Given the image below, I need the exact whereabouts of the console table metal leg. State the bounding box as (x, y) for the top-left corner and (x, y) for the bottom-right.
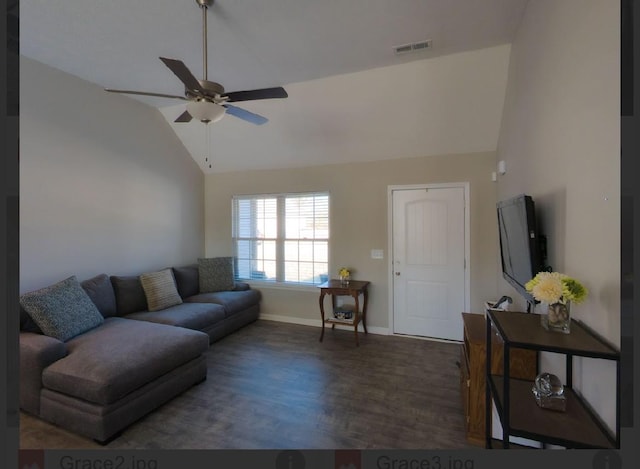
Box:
(485, 315), (492, 448)
(503, 344), (510, 449)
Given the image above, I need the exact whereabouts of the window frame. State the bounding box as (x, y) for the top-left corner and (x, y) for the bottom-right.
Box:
(232, 191), (330, 289)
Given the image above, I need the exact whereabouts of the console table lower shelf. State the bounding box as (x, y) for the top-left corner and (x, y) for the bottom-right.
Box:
(489, 375), (616, 448)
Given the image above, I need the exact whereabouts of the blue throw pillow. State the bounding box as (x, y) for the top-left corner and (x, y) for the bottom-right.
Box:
(20, 276), (104, 342)
(198, 257), (235, 293)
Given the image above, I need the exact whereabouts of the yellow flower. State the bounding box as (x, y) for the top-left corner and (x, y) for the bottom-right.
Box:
(338, 267), (350, 277)
(531, 275), (563, 303)
(525, 271), (588, 304)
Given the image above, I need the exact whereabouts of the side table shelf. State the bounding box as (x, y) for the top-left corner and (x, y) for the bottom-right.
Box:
(323, 312), (362, 326)
(489, 376), (615, 448)
(485, 310), (620, 449)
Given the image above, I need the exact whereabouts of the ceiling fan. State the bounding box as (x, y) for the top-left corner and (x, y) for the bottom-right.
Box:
(105, 0), (287, 125)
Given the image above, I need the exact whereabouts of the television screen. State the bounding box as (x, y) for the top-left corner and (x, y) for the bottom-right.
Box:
(497, 194), (543, 304)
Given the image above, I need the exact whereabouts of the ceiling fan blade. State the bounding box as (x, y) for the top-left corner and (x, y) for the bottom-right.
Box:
(223, 86), (288, 102)
(223, 104), (268, 125)
(174, 110), (193, 123)
(104, 89), (188, 100)
(159, 57), (204, 93)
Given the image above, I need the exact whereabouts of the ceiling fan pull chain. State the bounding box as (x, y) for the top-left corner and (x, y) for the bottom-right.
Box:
(206, 123), (212, 169)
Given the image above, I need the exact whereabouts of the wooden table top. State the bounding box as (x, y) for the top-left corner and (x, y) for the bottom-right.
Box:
(317, 279), (370, 291)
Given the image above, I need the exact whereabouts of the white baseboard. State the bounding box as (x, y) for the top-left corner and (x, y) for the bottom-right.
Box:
(259, 313), (390, 336)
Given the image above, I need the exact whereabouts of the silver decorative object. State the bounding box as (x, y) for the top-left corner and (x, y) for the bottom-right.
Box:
(532, 372), (566, 412)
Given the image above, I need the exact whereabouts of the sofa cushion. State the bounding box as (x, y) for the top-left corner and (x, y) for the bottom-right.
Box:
(42, 317), (209, 405)
(185, 289), (261, 318)
(81, 274), (118, 318)
(20, 276), (104, 342)
(124, 302), (225, 330)
(233, 282), (251, 291)
(198, 257), (235, 293)
(110, 275), (147, 315)
(140, 269), (183, 312)
(172, 264), (199, 299)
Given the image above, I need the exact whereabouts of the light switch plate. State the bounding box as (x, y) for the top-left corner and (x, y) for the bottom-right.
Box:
(371, 249), (384, 259)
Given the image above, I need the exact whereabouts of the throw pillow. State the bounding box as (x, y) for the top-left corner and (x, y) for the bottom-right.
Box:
(20, 276), (104, 342)
(110, 275), (148, 314)
(172, 264), (199, 298)
(198, 257), (235, 293)
(20, 305), (43, 334)
(140, 269), (183, 312)
(81, 273), (118, 317)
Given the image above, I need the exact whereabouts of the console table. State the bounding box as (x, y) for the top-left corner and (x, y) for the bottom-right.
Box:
(318, 279), (370, 346)
(485, 310), (620, 449)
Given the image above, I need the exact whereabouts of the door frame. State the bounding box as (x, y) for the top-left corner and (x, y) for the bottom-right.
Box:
(387, 183), (471, 338)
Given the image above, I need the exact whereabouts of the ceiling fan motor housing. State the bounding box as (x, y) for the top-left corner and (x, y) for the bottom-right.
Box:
(186, 80), (225, 101)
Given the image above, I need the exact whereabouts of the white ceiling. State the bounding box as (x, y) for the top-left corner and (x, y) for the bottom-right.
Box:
(21, 0), (528, 172)
(21, 0), (527, 106)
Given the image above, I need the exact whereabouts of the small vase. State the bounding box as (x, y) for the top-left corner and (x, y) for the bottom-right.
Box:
(541, 301), (571, 334)
(339, 274), (350, 286)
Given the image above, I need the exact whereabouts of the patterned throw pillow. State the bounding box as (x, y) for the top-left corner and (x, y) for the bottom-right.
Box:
(139, 269), (183, 312)
(198, 257), (235, 293)
(20, 276), (104, 342)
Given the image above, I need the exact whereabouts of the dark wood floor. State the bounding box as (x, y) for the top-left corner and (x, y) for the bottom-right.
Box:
(20, 320), (475, 449)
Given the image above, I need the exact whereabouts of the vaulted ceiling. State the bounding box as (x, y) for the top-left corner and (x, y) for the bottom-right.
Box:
(21, 0), (529, 172)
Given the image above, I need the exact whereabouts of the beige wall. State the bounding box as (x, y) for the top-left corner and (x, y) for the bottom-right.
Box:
(20, 57), (205, 292)
(496, 0), (620, 433)
(205, 152), (498, 330)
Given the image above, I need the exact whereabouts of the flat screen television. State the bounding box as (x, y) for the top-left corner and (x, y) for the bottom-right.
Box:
(497, 194), (545, 306)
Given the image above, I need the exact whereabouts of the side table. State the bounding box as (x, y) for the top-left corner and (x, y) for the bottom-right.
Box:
(318, 279), (370, 346)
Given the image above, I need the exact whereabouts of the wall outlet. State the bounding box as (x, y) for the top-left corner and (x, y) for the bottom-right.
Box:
(371, 249), (384, 259)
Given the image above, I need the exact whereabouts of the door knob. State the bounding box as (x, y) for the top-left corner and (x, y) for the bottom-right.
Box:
(395, 272), (401, 276)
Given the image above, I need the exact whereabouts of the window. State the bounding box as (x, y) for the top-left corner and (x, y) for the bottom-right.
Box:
(232, 192), (329, 285)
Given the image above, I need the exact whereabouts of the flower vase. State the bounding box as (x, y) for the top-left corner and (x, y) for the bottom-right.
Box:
(541, 301), (571, 334)
(340, 274), (350, 286)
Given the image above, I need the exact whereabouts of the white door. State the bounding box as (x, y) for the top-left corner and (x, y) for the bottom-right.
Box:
(392, 186), (466, 341)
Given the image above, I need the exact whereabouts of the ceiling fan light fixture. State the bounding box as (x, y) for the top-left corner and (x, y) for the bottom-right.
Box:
(187, 100), (226, 123)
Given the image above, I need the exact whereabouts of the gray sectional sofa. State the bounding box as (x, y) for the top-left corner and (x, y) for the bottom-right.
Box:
(19, 263), (260, 443)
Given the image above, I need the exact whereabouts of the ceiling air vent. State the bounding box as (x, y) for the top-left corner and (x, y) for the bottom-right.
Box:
(394, 40), (432, 55)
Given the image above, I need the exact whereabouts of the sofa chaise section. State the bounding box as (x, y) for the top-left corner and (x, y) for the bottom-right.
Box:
(37, 317), (208, 442)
